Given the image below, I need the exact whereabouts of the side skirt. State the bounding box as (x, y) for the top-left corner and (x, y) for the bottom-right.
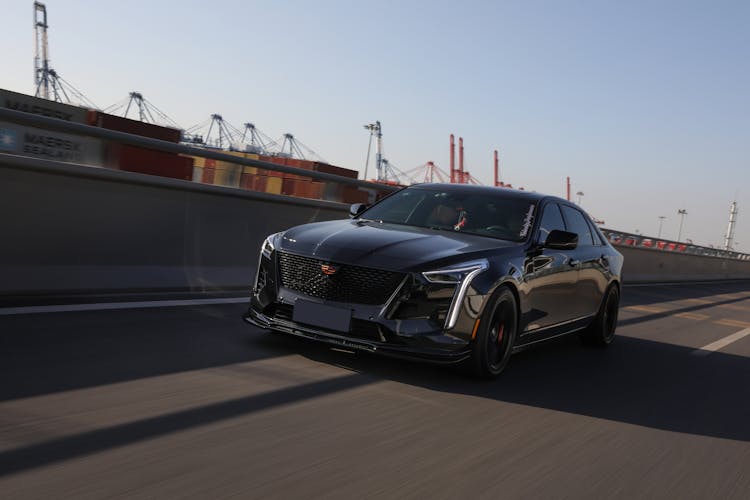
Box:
(513, 315), (594, 351)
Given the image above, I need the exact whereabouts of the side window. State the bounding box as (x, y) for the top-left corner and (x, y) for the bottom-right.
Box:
(560, 206), (594, 247)
(537, 203), (566, 245)
(586, 218), (606, 246)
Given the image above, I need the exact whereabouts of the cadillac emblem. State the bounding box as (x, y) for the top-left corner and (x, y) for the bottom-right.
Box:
(321, 264), (338, 275)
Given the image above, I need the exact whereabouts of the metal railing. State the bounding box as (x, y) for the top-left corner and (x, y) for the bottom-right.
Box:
(601, 228), (750, 261)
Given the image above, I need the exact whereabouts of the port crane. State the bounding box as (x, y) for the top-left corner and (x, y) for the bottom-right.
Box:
(364, 121), (385, 181)
(103, 92), (183, 129)
(276, 133), (328, 162)
(241, 123), (276, 154)
(33, 1), (96, 107)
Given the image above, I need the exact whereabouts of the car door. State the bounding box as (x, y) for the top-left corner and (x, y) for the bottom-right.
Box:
(559, 205), (601, 318)
(522, 202), (581, 333)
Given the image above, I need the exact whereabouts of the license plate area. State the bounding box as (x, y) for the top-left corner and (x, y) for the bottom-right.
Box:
(292, 299), (352, 333)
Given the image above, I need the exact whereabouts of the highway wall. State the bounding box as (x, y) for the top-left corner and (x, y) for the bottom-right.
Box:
(2, 153), (749, 304)
(0, 153), (348, 303)
(617, 245), (750, 283)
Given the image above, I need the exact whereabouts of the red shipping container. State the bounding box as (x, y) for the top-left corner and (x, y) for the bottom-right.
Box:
(309, 181), (324, 200)
(281, 178), (296, 196)
(342, 186), (369, 204)
(251, 174), (267, 192)
(313, 161), (359, 179)
(202, 166), (215, 184)
(240, 172), (255, 190)
(87, 110), (182, 143)
(294, 180), (312, 198)
(118, 145), (193, 180)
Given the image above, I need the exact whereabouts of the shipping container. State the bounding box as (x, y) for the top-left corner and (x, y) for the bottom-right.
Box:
(116, 144), (193, 180)
(87, 110), (182, 143)
(266, 176), (283, 195)
(202, 166), (215, 184)
(0, 120), (104, 166)
(192, 165), (204, 183)
(312, 161), (359, 179)
(240, 171), (255, 190)
(342, 186), (369, 204)
(309, 181), (325, 200)
(212, 160), (242, 187)
(0, 88), (89, 123)
(252, 174), (268, 193)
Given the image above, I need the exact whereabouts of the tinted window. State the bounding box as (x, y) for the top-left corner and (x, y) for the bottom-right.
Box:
(537, 203), (566, 245)
(360, 187), (537, 242)
(560, 206), (594, 246)
(586, 218), (606, 246)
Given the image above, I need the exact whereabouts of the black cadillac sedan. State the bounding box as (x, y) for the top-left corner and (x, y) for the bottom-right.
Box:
(244, 184), (623, 378)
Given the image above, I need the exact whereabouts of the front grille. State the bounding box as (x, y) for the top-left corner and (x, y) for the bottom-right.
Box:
(277, 252), (405, 305)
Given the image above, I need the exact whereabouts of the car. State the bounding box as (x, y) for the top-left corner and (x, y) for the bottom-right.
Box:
(244, 183), (623, 378)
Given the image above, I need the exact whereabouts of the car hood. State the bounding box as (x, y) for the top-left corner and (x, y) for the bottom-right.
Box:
(276, 219), (520, 271)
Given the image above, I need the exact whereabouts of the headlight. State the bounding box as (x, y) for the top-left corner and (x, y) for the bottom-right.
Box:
(255, 233), (279, 292)
(261, 233), (278, 259)
(422, 259), (488, 329)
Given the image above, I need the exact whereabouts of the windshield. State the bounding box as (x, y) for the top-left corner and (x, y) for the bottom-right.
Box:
(360, 187), (537, 242)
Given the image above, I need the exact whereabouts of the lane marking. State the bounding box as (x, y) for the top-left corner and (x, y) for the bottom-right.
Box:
(624, 305), (668, 314)
(716, 303), (750, 312)
(713, 318), (750, 329)
(0, 297), (250, 316)
(692, 328), (750, 356)
(684, 298), (713, 304)
(674, 312), (710, 321)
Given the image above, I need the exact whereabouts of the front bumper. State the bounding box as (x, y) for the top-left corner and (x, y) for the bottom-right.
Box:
(244, 304), (473, 364)
(246, 247), (488, 364)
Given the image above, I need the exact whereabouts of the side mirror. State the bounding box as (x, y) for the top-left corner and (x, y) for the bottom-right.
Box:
(349, 203), (368, 218)
(545, 230), (578, 250)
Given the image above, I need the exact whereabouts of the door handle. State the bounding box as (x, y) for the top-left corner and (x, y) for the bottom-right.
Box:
(569, 259), (580, 267)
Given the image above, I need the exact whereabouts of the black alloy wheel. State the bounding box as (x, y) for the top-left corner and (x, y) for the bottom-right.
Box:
(468, 287), (518, 379)
(581, 284), (620, 347)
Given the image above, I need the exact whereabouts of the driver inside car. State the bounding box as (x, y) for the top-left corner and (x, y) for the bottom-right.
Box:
(427, 199), (468, 230)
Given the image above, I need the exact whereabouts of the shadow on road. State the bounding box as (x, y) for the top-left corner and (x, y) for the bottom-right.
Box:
(1, 281), (748, 478)
(274, 329), (750, 442)
(0, 303), (288, 402)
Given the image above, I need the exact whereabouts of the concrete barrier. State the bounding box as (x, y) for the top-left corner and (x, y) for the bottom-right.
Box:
(617, 245), (750, 283)
(0, 153), (348, 304)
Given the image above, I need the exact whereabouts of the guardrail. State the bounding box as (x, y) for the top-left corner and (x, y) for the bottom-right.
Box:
(600, 228), (749, 261)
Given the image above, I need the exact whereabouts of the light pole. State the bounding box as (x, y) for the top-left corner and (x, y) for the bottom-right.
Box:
(657, 216), (666, 238)
(677, 209), (688, 241)
(576, 191), (584, 205)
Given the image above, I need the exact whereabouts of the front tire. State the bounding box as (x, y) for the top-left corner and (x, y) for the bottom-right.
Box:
(467, 287), (518, 379)
(580, 284), (620, 347)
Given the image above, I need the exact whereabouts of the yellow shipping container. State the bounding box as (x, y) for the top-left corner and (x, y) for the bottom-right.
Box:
(266, 176), (282, 195)
(191, 155), (206, 168)
(213, 161), (242, 187)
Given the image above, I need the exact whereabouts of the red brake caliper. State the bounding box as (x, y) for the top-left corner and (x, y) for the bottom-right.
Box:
(496, 323), (505, 345)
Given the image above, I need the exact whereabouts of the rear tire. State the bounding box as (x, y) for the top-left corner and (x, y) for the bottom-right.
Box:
(467, 287), (518, 379)
(580, 284), (619, 347)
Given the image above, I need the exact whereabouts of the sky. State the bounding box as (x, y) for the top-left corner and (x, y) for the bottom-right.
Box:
(2, 0), (748, 249)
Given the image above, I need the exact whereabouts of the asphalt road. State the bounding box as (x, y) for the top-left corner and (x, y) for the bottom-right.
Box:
(1, 281), (749, 499)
